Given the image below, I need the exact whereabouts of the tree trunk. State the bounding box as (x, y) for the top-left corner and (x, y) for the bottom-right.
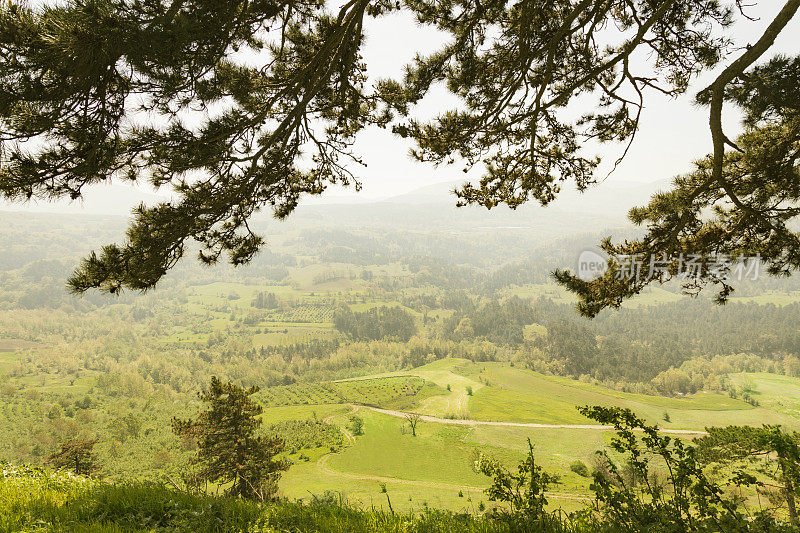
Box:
(779, 457), (799, 526)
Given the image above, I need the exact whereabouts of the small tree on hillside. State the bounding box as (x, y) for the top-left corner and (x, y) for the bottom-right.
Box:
(404, 413), (421, 437)
(348, 414), (364, 436)
(46, 438), (100, 477)
(172, 377), (288, 500)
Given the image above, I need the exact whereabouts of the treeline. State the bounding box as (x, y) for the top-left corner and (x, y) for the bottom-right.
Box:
(506, 297), (800, 390)
(594, 299), (800, 357)
(333, 305), (416, 342)
(439, 296), (535, 345)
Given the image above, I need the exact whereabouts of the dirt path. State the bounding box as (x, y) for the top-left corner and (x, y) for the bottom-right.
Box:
(313, 403), (702, 504)
(323, 408), (356, 445)
(351, 404), (707, 435)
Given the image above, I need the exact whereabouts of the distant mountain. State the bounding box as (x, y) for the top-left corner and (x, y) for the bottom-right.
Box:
(254, 177), (670, 247)
(380, 177), (670, 217)
(379, 180), (465, 205)
(0, 177), (668, 249)
(548, 178), (670, 216)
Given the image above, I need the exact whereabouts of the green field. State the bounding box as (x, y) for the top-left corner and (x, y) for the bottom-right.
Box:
(460, 362), (800, 430)
(728, 290), (800, 305)
(728, 372), (800, 418)
(502, 283), (800, 309)
(499, 284), (685, 308)
(0, 338), (42, 352)
(263, 360), (800, 511)
(278, 408), (591, 513)
(328, 359), (796, 430)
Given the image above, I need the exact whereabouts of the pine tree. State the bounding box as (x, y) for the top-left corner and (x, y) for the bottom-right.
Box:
(172, 377), (288, 500)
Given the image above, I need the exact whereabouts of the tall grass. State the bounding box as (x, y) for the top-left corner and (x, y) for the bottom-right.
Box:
(0, 464), (580, 532)
(7, 463), (785, 532)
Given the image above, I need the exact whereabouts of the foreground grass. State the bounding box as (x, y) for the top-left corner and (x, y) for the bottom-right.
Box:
(0, 465), (581, 533)
(4, 464), (798, 532)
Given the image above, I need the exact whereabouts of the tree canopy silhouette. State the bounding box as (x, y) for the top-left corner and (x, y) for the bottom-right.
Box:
(0, 0), (798, 315)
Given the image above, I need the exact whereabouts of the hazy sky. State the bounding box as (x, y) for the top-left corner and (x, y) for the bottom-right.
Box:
(341, 2), (800, 200)
(3, 2), (799, 213)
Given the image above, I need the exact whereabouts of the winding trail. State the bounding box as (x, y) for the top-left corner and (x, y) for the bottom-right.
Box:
(314, 403), (705, 504)
(323, 409), (356, 445)
(349, 404), (708, 435)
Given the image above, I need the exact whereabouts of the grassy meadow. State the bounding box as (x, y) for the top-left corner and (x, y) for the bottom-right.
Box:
(260, 358), (800, 512)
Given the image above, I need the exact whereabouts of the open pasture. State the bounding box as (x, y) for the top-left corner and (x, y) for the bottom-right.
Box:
(269, 359), (800, 513)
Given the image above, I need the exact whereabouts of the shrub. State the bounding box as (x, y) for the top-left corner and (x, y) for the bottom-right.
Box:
(475, 439), (558, 520)
(578, 405), (762, 531)
(348, 415), (364, 436)
(569, 460), (589, 477)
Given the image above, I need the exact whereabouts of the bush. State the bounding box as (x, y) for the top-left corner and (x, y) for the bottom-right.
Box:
(475, 439), (558, 520)
(569, 460), (589, 477)
(348, 415), (364, 436)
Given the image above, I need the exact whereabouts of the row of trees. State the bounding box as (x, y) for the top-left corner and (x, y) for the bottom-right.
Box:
(333, 305), (417, 342)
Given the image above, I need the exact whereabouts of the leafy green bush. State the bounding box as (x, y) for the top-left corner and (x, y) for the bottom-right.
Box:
(577, 405), (784, 532)
(474, 439), (558, 521)
(569, 460), (589, 478)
